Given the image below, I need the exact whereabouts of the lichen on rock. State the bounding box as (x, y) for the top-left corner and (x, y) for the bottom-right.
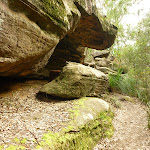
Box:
(36, 97), (114, 150)
(38, 0), (80, 31)
(40, 62), (110, 98)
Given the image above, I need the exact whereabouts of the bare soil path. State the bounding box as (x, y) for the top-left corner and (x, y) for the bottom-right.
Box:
(93, 97), (150, 150)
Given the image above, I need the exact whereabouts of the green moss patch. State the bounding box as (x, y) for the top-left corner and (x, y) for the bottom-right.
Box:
(36, 97), (113, 149)
(40, 0), (67, 28)
(1, 138), (28, 150)
(37, 110), (114, 150)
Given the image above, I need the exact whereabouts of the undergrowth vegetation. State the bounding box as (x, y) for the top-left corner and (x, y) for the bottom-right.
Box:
(109, 71), (150, 107)
(108, 67), (150, 129)
(109, 73), (135, 95)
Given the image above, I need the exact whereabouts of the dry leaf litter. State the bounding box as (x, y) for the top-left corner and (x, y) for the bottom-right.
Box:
(0, 80), (73, 149)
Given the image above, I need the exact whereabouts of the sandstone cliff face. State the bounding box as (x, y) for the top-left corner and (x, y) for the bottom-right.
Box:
(0, 0), (117, 77)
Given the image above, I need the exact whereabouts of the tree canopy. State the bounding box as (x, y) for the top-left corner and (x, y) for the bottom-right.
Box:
(97, 0), (150, 105)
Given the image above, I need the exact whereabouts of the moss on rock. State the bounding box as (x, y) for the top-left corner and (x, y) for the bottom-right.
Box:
(40, 62), (109, 99)
(37, 0), (81, 31)
(40, 0), (67, 28)
(37, 111), (114, 150)
(37, 97), (114, 150)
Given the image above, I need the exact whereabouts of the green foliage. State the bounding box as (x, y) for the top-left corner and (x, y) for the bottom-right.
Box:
(109, 72), (137, 96)
(120, 11), (150, 105)
(100, 0), (150, 108)
(0, 145), (3, 150)
(136, 87), (150, 105)
(97, 0), (143, 67)
(6, 145), (25, 150)
(3, 138), (28, 150)
(20, 138), (27, 144)
(6, 145), (18, 150)
(109, 70), (150, 107)
(109, 72), (122, 89)
(99, 0), (142, 25)
(14, 138), (20, 143)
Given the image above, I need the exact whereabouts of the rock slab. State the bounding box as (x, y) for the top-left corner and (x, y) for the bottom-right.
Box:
(70, 97), (110, 127)
(37, 97), (113, 150)
(40, 62), (109, 99)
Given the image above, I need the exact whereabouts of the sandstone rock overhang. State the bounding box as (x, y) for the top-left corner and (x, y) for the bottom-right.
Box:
(39, 0), (118, 73)
(68, 1), (118, 50)
(0, 0), (117, 77)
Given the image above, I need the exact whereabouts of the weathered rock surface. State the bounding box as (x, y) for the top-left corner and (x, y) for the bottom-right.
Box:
(95, 58), (111, 67)
(38, 0), (118, 75)
(40, 38), (86, 72)
(0, 0), (117, 77)
(70, 97), (110, 127)
(38, 97), (113, 150)
(95, 66), (116, 74)
(67, 0), (117, 50)
(0, 0), (80, 76)
(92, 50), (110, 58)
(40, 62), (109, 99)
(84, 49), (117, 74)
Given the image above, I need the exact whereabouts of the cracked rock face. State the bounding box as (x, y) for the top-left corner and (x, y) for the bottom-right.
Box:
(0, 0), (117, 77)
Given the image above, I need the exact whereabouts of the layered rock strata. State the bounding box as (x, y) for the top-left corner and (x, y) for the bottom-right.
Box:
(0, 0), (117, 77)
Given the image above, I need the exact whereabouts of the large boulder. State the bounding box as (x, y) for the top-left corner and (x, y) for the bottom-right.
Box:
(37, 97), (113, 150)
(0, 0), (80, 76)
(0, 0), (117, 77)
(40, 62), (109, 99)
